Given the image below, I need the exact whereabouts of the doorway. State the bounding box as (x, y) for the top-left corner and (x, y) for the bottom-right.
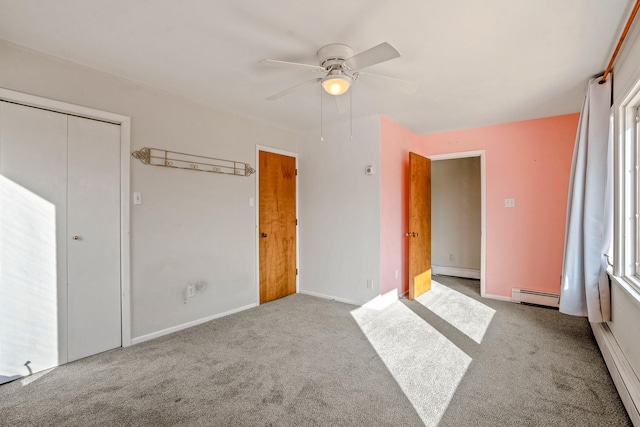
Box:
(428, 151), (486, 297)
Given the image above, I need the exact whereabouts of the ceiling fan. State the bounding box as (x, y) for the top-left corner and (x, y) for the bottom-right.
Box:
(259, 42), (418, 102)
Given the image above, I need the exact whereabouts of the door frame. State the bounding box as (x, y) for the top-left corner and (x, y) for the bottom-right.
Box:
(255, 145), (299, 305)
(427, 150), (487, 298)
(0, 87), (132, 347)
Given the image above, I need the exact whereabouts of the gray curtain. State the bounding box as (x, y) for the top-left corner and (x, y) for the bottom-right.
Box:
(560, 75), (612, 323)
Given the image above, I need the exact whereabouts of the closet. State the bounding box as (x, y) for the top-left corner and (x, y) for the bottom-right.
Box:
(0, 100), (121, 380)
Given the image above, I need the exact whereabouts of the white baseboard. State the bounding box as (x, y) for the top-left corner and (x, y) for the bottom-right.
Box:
(299, 289), (401, 310)
(361, 289), (399, 310)
(591, 322), (640, 425)
(131, 303), (257, 345)
(298, 290), (363, 306)
(483, 293), (511, 302)
(433, 265), (481, 280)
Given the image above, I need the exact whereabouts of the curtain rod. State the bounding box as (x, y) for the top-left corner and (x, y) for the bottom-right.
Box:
(600, 0), (640, 83)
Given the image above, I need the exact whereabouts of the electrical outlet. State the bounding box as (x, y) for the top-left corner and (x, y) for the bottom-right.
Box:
(187, 285), (195, 298)
(505, 198), (516, 208)
(395, 270), (399, 279)
(449, 254), (454, 261)
(366, 279), (373, 289)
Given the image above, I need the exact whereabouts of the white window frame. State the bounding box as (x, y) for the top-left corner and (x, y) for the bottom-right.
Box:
(614, 78), (640, 295)
(635, 104), (640, 279)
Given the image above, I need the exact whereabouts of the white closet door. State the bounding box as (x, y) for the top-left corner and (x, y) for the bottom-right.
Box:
(0, 101), (68, 378)
(67, 116), (121, 362)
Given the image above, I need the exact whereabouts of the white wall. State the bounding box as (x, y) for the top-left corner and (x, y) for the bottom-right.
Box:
(431, 157), (481, 272)
(0, 41), (298, 340)
(298, 116), (381, 304)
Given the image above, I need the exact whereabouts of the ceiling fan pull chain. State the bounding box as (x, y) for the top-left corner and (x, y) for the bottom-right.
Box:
(320, 84), (324, 141)
(350, 89), (353, 140)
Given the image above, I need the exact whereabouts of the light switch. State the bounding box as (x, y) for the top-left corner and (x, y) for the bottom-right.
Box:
(133, 192), (142, 205)
(249, 197), (255, 208)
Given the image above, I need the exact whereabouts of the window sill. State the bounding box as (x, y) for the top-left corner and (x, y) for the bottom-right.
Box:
(609, 272), (640, 312)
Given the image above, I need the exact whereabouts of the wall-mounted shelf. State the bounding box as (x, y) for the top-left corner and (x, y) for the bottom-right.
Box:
(131, 147), (255, 177)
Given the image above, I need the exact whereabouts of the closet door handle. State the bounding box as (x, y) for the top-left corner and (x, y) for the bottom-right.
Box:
(261, 233), (268, 238)
(72, 235), (80, 240)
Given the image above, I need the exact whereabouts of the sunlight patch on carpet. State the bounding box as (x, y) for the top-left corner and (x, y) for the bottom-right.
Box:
(417, 280), (495, 344)
(20, 367), (56, 386)
(351, 302), (472, 425)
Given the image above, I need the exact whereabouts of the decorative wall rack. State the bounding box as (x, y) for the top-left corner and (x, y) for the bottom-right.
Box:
(131, 147), (255, 177)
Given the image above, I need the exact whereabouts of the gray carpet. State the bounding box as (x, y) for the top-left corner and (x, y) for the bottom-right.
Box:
(0, 276), (631, 426)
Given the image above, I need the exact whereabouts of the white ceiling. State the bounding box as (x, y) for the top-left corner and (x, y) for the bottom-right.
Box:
(0, 0), (632, 134)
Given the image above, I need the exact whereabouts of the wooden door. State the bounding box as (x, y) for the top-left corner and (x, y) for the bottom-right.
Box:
(259, 151), (297, 303)
(408, 152), (432, 300)
(67, 116), (121, 361)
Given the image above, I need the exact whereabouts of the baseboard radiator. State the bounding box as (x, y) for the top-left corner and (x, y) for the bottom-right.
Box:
(592, 322), (640, 425)
(511, 288), (560, 308)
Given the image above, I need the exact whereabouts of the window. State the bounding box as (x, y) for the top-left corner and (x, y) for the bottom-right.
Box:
(615, 83), (640, 292)
(636, 105), (640, 280)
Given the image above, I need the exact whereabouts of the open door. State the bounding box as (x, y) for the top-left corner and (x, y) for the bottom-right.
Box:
(408, 152), (431, 300)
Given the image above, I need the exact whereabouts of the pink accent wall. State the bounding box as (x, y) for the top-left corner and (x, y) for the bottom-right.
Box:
(380, 113), (579, 299)
(380, 117), (419, 295)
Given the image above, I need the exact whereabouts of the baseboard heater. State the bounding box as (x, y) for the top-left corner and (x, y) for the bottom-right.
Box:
(592, 322), (640, 425)
(511, 288), (560, 308)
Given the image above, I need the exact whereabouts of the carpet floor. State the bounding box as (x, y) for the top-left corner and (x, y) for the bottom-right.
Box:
(0, 276), (631, 426)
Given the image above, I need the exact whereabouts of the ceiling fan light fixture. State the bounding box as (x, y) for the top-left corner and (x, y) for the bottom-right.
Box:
(322, 74), (351, 96)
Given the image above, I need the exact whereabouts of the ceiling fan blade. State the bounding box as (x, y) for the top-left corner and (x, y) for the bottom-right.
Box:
(258, 59), (325, 73)
(356, 72), (419, 95)
(343, 42), (400, 71)
(266, 78), (322, 101)
(335, 93), (350, 115)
